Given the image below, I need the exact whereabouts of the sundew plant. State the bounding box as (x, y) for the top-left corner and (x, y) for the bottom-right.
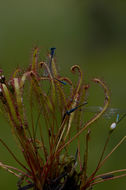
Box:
(0, 48), (126, 190)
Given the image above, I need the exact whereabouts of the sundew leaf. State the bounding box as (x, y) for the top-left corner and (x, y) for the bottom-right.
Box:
(13, 78), (24, 126)
(30, 71), (53, 112)
(1, 83), (20, 127)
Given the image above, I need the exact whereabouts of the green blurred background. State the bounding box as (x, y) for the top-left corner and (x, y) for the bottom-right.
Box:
(0, 0), (126, 189)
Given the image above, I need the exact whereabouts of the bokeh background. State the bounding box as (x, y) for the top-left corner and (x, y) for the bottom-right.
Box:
(0, 0), (126, 189)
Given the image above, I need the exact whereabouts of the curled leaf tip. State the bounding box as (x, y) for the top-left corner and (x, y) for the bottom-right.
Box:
(71, 65), (81, 75)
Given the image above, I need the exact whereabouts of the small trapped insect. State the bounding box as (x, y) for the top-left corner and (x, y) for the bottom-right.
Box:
(49, 47), (56, 73)
(18, 183), (35, 190)
(54, 77), (67, 85)
(100, 174), (114, 179)
(62, 102), (88, 121)
(17, 174), (34, 190)
(42, 47), (56, 77)
(50, 47), (56, 60)
(84, 106), (126, 119)
(110, 113), (126, 131)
